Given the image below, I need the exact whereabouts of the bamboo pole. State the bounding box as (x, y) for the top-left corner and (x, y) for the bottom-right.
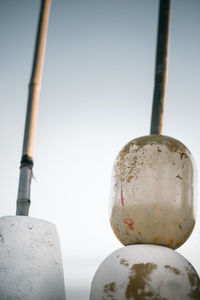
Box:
(16, 0), (51, 216)
(150, 0), (170, 135)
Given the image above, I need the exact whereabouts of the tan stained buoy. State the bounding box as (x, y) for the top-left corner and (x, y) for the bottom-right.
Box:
(110, 135), (197, 249)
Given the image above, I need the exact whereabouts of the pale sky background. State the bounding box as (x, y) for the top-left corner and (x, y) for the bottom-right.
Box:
(1, 0), (200, 299)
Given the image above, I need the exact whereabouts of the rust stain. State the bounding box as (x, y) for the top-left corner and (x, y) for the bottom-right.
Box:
(127, 175), (134, 182)
(168, 238), (174, 247)
(119, 151), (126, 177)
(165, 265), (181, 275)
(120, 151), (126, 160)
(123, 217), (134, 230)
(121, 183), (125, 207)
(153, 236), (158, 244)
(117, 146), (140, 184)
(125, 263), (167, 300)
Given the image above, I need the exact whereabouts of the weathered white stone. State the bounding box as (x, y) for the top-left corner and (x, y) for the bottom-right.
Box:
(0, 216), (66, 299)
(90, 244), (200, 300)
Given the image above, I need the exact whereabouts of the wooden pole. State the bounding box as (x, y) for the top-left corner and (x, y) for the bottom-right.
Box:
(16, 0), (51, 216)
(150, 0), (170, 135)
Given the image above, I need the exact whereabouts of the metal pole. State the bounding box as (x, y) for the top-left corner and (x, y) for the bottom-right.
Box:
(150, 0), (170, 135)
(16, 0), (51, 216)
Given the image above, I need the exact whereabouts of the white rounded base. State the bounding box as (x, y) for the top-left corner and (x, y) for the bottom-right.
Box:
(0, 216), (66, 300)
(90, 244), (200, 300)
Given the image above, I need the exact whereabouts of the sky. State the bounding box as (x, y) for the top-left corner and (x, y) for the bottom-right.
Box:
(1, 0), (200, 299)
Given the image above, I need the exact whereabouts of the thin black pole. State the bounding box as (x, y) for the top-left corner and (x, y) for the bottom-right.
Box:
(150, 0), (170, 134)
(16, 0), (51, 216)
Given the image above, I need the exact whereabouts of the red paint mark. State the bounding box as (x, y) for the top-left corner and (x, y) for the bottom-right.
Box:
(123, 217), (134, 230)
(121, 183), (125, 207)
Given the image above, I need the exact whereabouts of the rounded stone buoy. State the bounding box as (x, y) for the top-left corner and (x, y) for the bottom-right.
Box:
(110, 135), (197, 249)
(90, 244), (200, 300)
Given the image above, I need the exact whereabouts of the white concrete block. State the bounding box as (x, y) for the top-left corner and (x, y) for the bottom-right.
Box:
(0, 216), (66, 299)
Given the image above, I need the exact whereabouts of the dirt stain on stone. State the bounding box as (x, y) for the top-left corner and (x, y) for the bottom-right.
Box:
(165, 265), (181, 275)
(186, 267), (200, 299)
(103, 282), (117, 300)
(120, 258), (129, 267)
(125, 262), (165, 299)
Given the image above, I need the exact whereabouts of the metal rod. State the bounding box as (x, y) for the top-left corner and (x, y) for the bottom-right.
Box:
(150, 0), (170, 135)
(16, 0), (51, 216)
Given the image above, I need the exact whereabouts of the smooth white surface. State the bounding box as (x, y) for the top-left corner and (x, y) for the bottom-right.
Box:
(90, 244), (200, 300)
(0, 216), (66, 300)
